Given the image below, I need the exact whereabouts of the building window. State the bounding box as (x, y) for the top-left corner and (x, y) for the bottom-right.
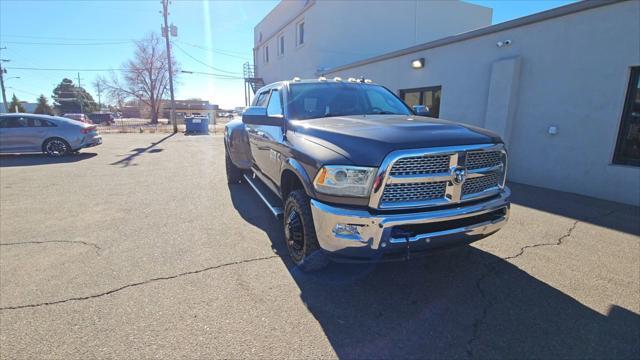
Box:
(399, 86), (442, 118)
(264, 45), (269, 64)
(296, 21), (305, 47)
(278, 35), (284, 56)
(613, 66), (640, 166)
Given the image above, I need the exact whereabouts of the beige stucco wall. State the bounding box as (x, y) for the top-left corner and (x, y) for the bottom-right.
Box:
(325, 1), (640, 205)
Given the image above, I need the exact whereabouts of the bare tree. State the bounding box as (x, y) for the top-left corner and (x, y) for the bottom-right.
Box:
(98, 33), (178, 123)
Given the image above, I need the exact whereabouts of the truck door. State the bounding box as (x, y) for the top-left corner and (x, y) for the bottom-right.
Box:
(246, 88), (285, 187)
(262, 88), (286, 183)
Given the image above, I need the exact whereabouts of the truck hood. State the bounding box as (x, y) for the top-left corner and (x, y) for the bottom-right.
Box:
(288, 115), (502, 166)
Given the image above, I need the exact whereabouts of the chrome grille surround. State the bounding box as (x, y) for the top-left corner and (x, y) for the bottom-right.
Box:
(370, 143), (507, 210)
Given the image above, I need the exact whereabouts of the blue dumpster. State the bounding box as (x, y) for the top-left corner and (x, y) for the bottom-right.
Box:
(185, 116), (209, 134)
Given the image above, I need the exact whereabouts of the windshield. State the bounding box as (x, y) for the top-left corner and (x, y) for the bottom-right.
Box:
(287, 82), (412, 120)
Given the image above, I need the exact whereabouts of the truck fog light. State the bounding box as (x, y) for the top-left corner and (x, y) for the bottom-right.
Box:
(333, 224), (361, 237)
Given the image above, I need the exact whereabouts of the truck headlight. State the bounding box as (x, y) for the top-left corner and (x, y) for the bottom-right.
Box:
(313, 166), (376, 197)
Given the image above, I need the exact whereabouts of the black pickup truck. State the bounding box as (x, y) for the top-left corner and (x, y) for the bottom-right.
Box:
(225, 78), (510, 271)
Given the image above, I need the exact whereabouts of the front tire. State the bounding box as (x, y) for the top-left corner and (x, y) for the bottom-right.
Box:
(225, 148), (243, 184)
(284, 190), (329, 271)
(43, 138), (71, 157)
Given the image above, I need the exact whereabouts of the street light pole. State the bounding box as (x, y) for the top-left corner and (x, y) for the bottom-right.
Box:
(162, 0), (177, 133)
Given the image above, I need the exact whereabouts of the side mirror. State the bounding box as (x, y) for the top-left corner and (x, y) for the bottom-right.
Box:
(412, 105), (431, 117)
(242, 106), (283, 126)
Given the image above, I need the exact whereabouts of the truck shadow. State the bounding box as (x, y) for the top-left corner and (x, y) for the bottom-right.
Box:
(0, 153), (97, 167)
(229, 183), (640, 359)
(509, 182), (640, 236)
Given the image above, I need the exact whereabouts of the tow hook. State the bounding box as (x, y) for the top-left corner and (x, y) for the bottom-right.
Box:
(391, 228), (413, 261)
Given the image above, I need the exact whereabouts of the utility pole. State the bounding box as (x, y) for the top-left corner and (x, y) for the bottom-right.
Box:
(95, 80), (102, 110)
(77, 72), (84, 114)
(0, 51), (8, 112)
(161, 0), (178, 133)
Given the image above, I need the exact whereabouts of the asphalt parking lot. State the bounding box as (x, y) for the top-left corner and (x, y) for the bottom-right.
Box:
(1, 133), (638, 359)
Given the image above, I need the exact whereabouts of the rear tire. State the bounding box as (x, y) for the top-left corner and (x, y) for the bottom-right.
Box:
(284, 190), (329, 271)
(42, 138), (71, 157)
(225, 148), (243, 184)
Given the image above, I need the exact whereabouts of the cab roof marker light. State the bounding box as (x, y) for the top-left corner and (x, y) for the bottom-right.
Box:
(292, 77), (301, 82)
(347, 77), (357, 82)
(318, 76), (327, 81)
(364, 79), (373, 83)
(333, 77), (342, 82)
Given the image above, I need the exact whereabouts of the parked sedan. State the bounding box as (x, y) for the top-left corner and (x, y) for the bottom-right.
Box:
(0, 113), (102, 156)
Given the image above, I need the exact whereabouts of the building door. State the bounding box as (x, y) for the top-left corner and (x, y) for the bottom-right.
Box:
(613, 67), (640, 166)
(399, 86), (442, 118)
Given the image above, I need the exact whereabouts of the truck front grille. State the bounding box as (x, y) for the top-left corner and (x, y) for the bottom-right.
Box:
(389, 154), (450, 176)
(466, 151), (502, 170)
(463, 173), (500, 195)
(374, 144), (506, 209)
(381, 181), (447, 203)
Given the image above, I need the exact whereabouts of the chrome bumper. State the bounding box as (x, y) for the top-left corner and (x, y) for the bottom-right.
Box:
(310, 187), (510, 259)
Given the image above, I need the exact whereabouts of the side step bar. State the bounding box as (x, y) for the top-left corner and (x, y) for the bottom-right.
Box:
(243, 173), (284, 217)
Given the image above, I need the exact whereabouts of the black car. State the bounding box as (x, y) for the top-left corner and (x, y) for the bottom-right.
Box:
(88, 112), (115, 125)
(224, 78), (510, 271)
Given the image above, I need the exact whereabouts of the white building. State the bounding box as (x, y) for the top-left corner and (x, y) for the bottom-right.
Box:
(253, 0), (493, 85)
(253, 0), (640, 206)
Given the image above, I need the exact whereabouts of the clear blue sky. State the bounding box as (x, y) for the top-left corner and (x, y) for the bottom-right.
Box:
(0, 0), (575, 109)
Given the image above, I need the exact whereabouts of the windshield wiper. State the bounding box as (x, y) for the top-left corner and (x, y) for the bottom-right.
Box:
(366, 111), (402, 115)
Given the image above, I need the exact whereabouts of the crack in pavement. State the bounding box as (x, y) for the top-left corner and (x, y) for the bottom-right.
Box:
(465, 209), (617, 358)
(0, 255), (279, 311)
(502, 220), (579, 261)
(0, 240), (102, 255)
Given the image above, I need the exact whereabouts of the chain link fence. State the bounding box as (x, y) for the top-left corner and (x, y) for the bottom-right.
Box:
(96, 117), (234, 134)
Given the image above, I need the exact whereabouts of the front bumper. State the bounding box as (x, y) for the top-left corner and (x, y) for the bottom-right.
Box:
(310, 187), (510, 260)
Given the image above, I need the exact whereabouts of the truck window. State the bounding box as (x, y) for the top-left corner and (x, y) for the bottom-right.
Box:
(288, 82), (411, 120)
(254, 91), (269, 107)
(365, 89), (409, 115)
(267, 90), (283, 116)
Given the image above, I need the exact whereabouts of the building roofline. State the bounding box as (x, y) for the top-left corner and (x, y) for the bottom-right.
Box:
(323, 0), (626, 75)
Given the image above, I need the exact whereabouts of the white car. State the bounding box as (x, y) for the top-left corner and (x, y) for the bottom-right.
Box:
(0, 113), (102, 156)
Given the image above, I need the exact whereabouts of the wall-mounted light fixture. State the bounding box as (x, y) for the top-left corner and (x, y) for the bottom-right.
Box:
(411, 58), (425, 69)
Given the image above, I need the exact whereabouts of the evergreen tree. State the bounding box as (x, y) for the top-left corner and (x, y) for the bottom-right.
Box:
(34, 94), (55, 115)
(8, 94), (26, 113)
(52, 78), (98, 114)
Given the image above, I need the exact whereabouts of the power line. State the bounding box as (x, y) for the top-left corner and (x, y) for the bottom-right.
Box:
(5, 86), (40, 97)
(175, 40), (250, 60)
(181, 70), (244, 80)
(7, 66), (244, 80)
(6, 66), (126, 72)
(1, 40), (132, 46)
(1, 34), (133, 41)
(2, 35), (251, 58)
(172, 42), (243, 75)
